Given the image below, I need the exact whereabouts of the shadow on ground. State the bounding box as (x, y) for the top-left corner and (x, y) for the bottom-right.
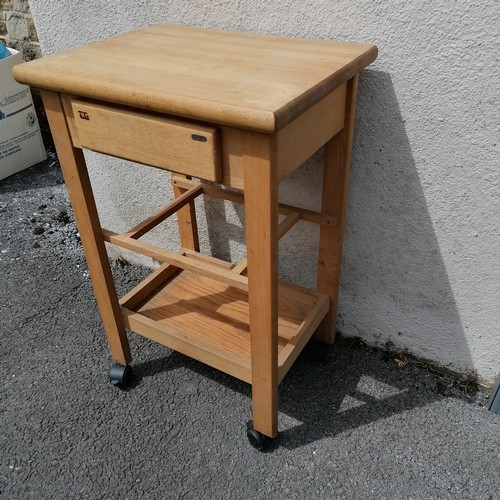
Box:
(125, 333), (482, 452)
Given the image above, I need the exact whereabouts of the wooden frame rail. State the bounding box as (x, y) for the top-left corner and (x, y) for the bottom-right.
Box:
(172, 176), (337, 228)
(102, 229), (249, 291)
(124, 184), (203, 239)
(104, 178), (334, 293)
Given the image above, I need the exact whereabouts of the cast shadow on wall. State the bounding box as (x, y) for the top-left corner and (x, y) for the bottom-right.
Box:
(339, 70), (470, 371)
(201, 69), (470, 376)
(190, 69), (472, 448)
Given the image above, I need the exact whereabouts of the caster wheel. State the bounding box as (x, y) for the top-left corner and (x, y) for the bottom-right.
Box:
(109, 364), (133, 388)
(246, 421), (274, 451)
(307, 338), (329, 364)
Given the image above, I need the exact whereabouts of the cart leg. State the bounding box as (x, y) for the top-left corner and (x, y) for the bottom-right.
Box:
(315, 75), (359, 344)
(243, 131), (279, 441)
(172, 174), (199, 251)
(41, 90), (131, 366)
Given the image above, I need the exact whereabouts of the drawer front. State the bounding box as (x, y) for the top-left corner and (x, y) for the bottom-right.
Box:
(71, 99), (222, 182)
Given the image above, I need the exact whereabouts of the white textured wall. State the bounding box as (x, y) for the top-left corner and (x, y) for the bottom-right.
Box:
(29, 0), (500, 383)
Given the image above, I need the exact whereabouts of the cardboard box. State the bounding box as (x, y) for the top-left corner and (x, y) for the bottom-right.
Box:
(0, 47), (46, 180)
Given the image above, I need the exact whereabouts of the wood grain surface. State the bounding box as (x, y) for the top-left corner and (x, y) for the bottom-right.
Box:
(13, 24), (377, 133)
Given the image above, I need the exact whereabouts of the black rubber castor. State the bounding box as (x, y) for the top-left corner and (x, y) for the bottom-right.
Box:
(246, 421), (274, 451)
(307, 338), (329, 364)
(109, 364), (133, 388)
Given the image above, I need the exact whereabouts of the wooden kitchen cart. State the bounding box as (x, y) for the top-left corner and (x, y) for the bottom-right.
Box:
(13, 25), (377, 449)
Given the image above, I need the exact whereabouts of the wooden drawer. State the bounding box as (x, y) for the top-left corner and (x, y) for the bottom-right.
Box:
(70, 99), (222, 182)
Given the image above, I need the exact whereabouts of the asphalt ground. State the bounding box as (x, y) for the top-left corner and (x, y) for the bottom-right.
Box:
(1, 154), (499, 499)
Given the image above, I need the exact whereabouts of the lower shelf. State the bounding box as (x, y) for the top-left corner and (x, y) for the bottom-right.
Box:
(121, 269), (328, 384)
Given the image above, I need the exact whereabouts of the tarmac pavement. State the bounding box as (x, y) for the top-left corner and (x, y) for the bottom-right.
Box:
(1, 153), (499, 499)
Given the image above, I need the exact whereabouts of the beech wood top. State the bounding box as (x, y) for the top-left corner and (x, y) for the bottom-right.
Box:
(13, 24), (377, 133)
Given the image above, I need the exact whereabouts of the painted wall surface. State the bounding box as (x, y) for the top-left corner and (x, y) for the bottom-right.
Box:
(28, 1), (499, 383)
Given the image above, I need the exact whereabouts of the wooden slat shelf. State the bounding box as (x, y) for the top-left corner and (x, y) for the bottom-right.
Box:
(121, 267), (328, 384)
(104, 173), (331, 384)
